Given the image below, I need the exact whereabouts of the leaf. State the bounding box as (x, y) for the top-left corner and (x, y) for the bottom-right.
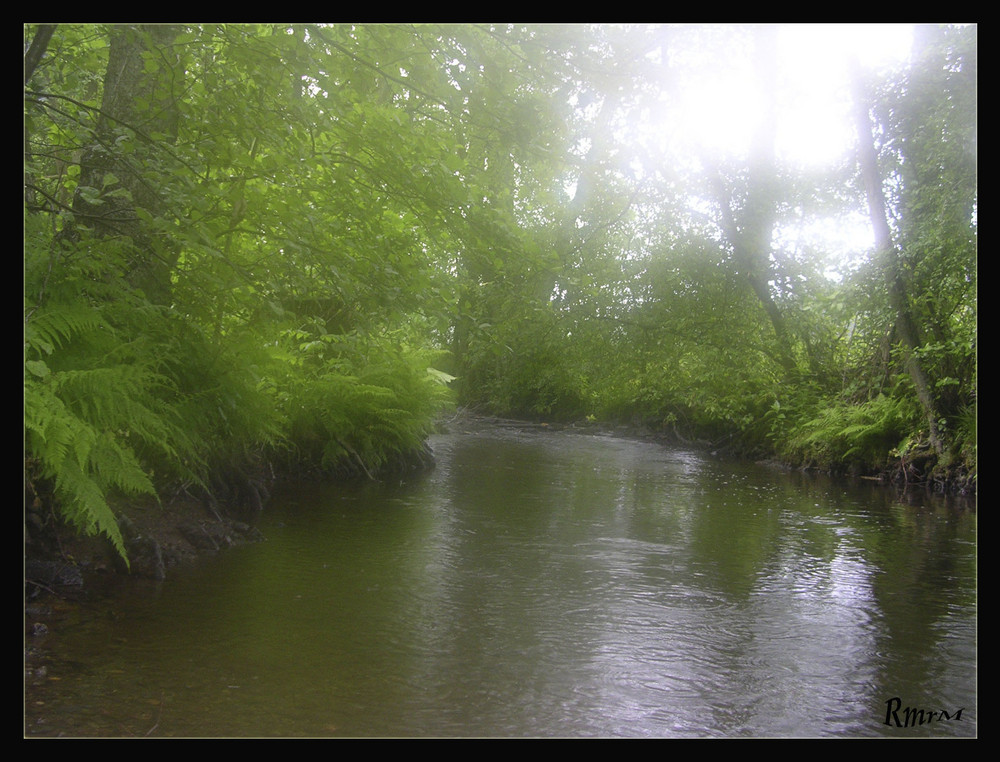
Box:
(426, 367), (456, 385)
(26, 360), (51, 379)
(76, 185), (103, 205)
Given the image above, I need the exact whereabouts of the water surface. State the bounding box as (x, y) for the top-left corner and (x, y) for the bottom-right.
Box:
(25, 423), (976, 737)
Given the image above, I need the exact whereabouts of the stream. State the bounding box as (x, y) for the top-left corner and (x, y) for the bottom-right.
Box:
(24, 421), (976, 737)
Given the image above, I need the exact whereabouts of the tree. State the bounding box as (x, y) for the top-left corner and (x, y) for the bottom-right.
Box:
(24, 24), (476, 557)
(25, 23), (977, 564)
(850, 24), (977, 458)
(62, 25), (183, 304)
(702, 25), (799, 381)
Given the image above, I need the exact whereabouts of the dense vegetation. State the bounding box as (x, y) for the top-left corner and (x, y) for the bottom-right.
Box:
(24, 24), (976, 559)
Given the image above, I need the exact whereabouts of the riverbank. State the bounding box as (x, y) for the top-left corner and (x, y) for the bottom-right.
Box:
(26, 441), (437, 592)
(24, 410), (973, 601)
(441, 410), (976, 496)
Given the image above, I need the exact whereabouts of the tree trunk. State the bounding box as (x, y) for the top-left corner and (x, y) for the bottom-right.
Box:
(850, 60), (945, 456)
(24, 24), (57, 86)
(70, 24), (183, 305)
(25, 25), (59, 209)
(708, 26), (798, 380)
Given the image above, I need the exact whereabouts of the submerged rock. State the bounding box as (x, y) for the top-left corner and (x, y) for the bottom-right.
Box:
(25, 558), (84, 589)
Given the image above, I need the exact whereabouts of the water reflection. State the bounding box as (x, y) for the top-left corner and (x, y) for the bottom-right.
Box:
(25, 424), (975, 737)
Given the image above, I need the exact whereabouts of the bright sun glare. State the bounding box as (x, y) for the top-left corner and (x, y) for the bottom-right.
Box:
(777, 24), (915, 167)
(667, 24), (915, 167)
(659, 24), (916, 270)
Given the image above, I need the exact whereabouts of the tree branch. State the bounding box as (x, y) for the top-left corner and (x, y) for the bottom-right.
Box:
(24, 25), (57, 86)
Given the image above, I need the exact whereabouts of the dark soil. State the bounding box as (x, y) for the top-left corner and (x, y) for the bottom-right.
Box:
(25, 495), (265, 596)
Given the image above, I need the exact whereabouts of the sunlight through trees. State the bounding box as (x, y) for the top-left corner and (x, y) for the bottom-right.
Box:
(24, 23), (976, 556)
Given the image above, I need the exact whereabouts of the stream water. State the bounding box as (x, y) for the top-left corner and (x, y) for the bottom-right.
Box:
(24, 421), (976, 737)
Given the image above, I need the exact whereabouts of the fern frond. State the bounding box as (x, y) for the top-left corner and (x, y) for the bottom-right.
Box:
(25, 360), (173, 563)
(52, 457), (129, 563)
(25, 302), (104, 357)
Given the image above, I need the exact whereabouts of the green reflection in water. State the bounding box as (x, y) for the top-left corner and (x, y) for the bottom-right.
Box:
(25, 426), (975, 738)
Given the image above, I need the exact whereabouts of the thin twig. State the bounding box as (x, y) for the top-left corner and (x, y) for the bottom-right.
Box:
(145, 692), (165, 736)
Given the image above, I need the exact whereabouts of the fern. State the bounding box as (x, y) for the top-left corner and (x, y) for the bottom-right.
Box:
(786, 393), (920, 469)
(24, 302), (197, 562)
(53, 459), (129, 560)
(275, 326), (454, 475)
(25, 301), (105, 358)
(25, 379), (147, 562)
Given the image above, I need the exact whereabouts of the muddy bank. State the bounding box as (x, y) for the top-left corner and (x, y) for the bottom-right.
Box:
(25, 439), (438, 600)
(25, 491), (268, 600)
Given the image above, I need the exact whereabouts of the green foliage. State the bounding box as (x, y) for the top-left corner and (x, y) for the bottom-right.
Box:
(273, 326), (454, 474)
(783, 393), (921, 471)
(24, 21), (977, 566)
(952, 399), (977, 464)
(25, 23), (475, 558)
(24, 302), (191, 561)
(868, 24), (977, 430)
